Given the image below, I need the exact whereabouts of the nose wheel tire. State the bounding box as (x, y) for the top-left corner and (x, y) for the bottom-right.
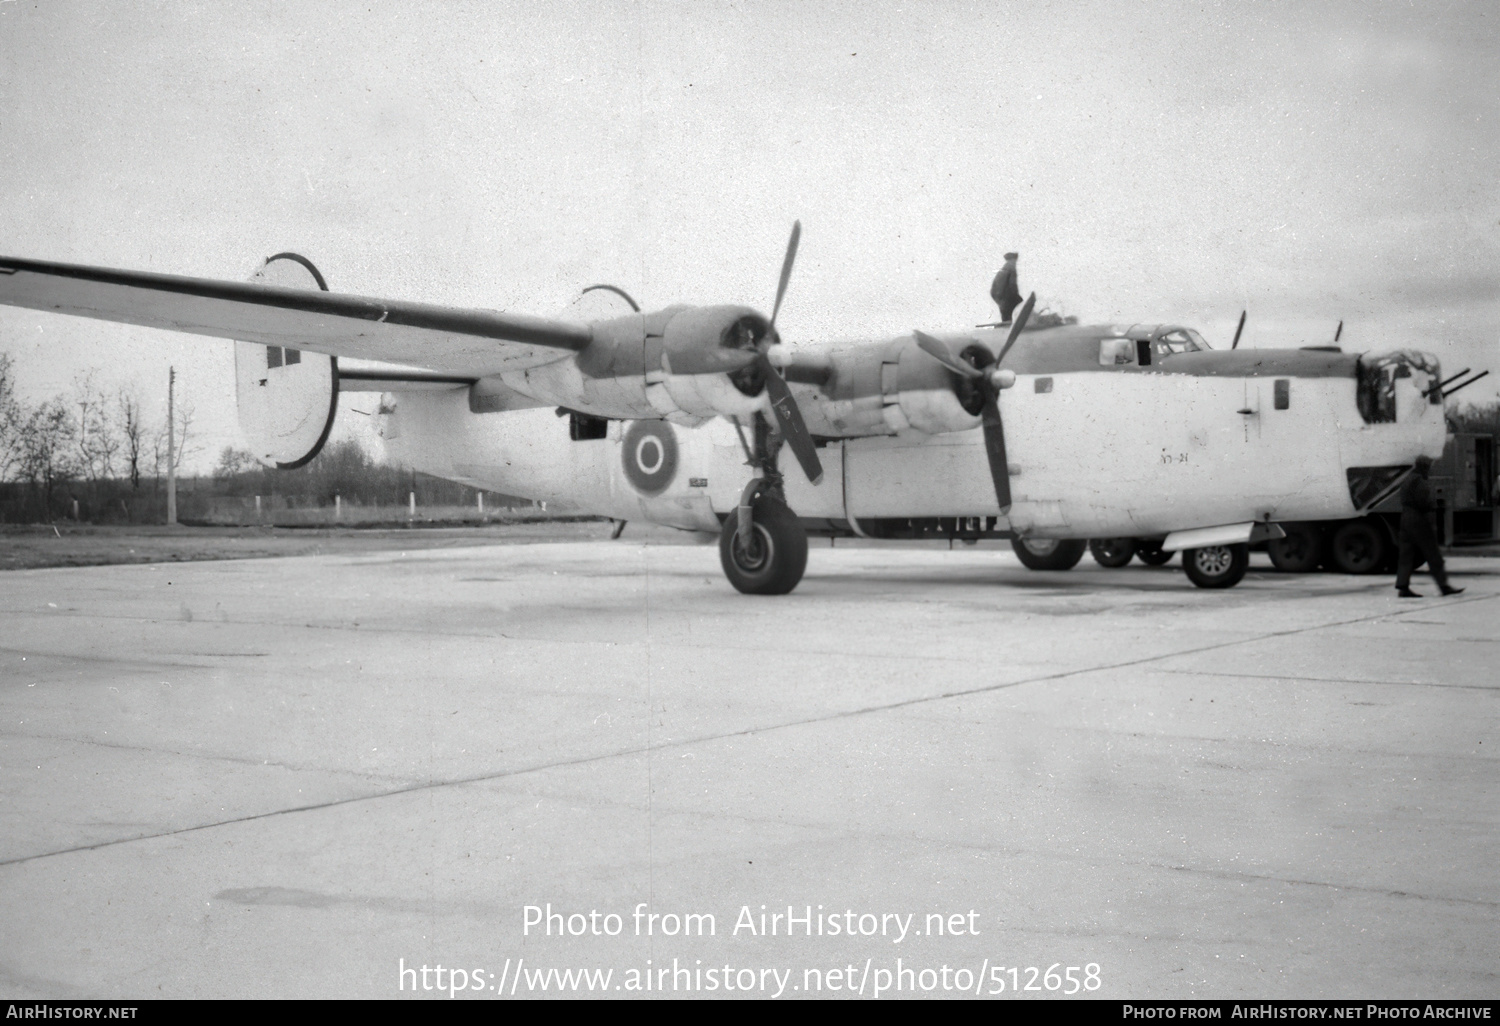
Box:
(1089, 537), (1136, 568)
(719, 495), (808, 595)
(1011, 537), (1087, 571)
(1182, 544), (1249, 589)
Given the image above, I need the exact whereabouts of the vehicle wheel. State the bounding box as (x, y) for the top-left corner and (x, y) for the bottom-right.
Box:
(1089, 537), (1136, 568)
(1134, 539), (1175, 566)
(1267, 522), (1324, 573)
(718, 495), (808, 595)
(1182, 544), (1249, 588)
(1329, 519), (1386, 575)
(1011, 537), (1087, 571)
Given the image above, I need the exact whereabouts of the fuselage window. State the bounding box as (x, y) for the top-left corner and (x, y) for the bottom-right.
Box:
(1098, 338), (1134, 366)
(1274, 378), (1290, 410)
(266, 346), (283, 369)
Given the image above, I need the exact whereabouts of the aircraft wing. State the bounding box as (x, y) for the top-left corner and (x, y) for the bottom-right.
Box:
(0, 256), (592, 376)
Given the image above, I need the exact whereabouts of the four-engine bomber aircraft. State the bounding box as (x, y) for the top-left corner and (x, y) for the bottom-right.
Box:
(0, 225), (1447, 593)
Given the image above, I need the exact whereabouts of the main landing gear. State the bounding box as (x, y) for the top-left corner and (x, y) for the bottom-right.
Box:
(1020, 535), (1250, 588)
(1011, 537), (1087, 570)
(1180, 544), (1250, 588)
(719, 413), (810, 595)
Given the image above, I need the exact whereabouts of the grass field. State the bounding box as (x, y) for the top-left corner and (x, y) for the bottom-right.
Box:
(0, 520), (709, 571)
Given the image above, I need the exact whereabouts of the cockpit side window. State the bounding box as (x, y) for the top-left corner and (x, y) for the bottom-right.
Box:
(1357, 353), (1407, 424)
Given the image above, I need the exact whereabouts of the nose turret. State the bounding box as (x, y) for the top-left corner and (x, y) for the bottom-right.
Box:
(1356, 350), (1443, 426)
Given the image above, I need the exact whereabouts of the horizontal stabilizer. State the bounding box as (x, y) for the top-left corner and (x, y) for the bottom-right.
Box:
(339, 369), (477, 391)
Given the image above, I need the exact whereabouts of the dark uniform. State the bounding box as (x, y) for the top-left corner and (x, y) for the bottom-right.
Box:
(1394, 462), (1460, 595)
(990, 253), (1021, 324)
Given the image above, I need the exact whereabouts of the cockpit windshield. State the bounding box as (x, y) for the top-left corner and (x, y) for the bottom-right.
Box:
(1149, 328), (1209, 362)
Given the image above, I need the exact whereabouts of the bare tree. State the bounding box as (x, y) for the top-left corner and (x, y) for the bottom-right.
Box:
(19, 396), (79, 517)
(155, 399), (203, 477)
(118, 387), (146, 489)
(214, 444), (259, 479)
(72, 371), (122, 486)
(0, 352), (22, 483)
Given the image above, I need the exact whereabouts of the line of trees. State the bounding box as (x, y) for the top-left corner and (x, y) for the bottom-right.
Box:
(0, 354), (202, 523)
(208, 436), (528, 510)
(0, 354), (530, 524)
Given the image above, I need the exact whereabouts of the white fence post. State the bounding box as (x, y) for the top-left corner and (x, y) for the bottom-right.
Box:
(409, 491), (416, 518)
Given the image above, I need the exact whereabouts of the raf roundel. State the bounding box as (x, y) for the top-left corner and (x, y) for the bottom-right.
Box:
(622, 420), (679, 496)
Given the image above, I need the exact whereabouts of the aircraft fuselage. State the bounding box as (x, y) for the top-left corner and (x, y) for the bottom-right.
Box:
(378, 324), (1447, 541)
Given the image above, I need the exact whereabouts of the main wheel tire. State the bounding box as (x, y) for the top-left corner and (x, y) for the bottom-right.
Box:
(1011, 537), (1087, 571)
(1267, 522), (1324, 573)
(1089, 537), (1136, 568)
(1182, 544), (1250, 588)
(1134, 539), (1175, 566)
(718, 496), (808, 595)
(1329, 519), (1387, 575)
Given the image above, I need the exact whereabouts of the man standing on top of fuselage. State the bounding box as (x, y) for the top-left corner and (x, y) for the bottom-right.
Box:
(1395, 455), (1463, 598)
(991, 252), (1021, 325)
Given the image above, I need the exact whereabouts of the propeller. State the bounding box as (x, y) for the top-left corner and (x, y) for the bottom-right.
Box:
(1334, 320), (1343, 344)
(751, 221), (823, 485)
(914, 292), (1035, 513)
(1231, 310), (1246, 350)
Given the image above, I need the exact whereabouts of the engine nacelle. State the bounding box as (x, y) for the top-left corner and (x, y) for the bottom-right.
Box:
(233, 253), (338, 468)
(881, 336), (989, 435)
(505, 303), (778, 425)
(653, 304), (771, 421)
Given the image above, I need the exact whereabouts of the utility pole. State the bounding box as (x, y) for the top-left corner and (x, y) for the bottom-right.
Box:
(166, 367), (177, 525)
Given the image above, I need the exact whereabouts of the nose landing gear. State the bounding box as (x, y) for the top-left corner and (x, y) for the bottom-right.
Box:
(720, 413), (810, 595)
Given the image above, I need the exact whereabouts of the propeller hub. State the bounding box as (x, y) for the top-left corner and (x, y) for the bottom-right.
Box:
(990, 368), (1017, 391)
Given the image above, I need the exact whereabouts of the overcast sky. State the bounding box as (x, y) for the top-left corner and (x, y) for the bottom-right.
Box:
(2, 0), (1497, 470)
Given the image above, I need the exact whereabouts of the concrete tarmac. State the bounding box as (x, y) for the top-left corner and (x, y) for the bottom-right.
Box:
(1, 542), (1496, 999)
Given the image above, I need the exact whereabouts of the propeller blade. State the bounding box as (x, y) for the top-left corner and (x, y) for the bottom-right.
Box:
(1334, 319), (1343, 343)
(994, 293), (1036, 365)
(1231, 310), (1246, 350)
(755, 352), (823, 484)
(980, 396), (1012, 513)
(662, 346), (759, 376)
(769, 220), (801, 329)
(914, 329), (983, 378)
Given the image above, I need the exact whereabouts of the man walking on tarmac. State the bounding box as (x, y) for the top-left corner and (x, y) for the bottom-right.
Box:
(991, 252), (1022, 325)
(1396, 455), (1464, 598)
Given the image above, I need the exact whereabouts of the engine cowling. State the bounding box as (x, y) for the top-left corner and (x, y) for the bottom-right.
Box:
(880, 335), (991, 435)
(653, 304), (773, 422)
(233, 253), (338, 468)
(502, 303), (783, 425)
